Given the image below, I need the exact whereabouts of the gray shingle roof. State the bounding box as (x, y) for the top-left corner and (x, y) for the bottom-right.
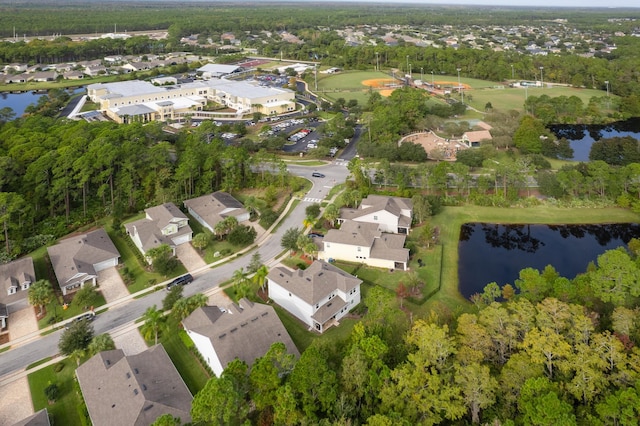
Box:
(11, 409), (50, 426)
(182, 299), (299, 371)
(124, 203), (192, 252)
(323, 221), (381, 246)
(339, 195), (412, 225)
(183, 191), (247, 229)
(47, 229), (120, 287)
(76, 345), (192, 426)
(0, 257), (35, 305)
(267, 260), (362, 305)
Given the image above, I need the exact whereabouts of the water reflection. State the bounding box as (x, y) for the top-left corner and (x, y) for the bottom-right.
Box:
(458, 223), (640, 299)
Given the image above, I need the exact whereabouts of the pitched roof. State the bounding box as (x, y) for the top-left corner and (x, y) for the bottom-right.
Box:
(0, 257), (35, 305)
(124, 203), (191, 252)
(11, 409), (50, 426)
(370, 233), (410, 262)
(182, 299), (299, 370)
(340, 195), (412, 224)
(463, 130), (492, 142)
(47, 229), (120, 287)
(76, 345), (192, 426)
(183, 191), (247, 228)
(323, 221), (381, 246)
(267, 260), (362, 305)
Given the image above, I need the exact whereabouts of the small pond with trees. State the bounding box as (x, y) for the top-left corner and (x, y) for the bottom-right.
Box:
(549, 118), (640, 162)
(457, 222), (640, 299)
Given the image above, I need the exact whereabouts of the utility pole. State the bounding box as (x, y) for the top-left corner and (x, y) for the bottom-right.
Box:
(457, 68), (463, 104)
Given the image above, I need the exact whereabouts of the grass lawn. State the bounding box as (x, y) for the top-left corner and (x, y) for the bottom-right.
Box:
(428, 205), (640, 312)
(37, 292), (107, 330)
(142, 317), (210, 395)
(28, 358), (88, 426)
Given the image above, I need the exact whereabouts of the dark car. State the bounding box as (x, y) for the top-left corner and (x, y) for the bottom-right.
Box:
(308, 233), (324, 238)
(312, 172), (325, 178)
(65, 312), (95, 329)
(166, 273), (194, 290)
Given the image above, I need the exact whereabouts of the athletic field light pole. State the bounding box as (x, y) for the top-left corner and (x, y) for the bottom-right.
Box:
(406, 55), (409, 74)
(421, 67), (423, 82)
(457, 68), (464, 104)
(540, 66), (544, 88)
(375, 52), (379, 71)
(605, 80), (610, 109)
(431, 71), (434, 87)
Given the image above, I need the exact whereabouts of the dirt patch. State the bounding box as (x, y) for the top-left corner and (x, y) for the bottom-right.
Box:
(362, 78), (399, 97)
(434, 80), (472, 90)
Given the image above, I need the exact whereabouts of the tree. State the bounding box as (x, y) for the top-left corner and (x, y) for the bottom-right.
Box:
(518, 377), (576, 425)
(247, 251), (262, 274)
(521, 327), (571, 379)
(192, 232), (210, 253)
(147, 244), (179, 276)
(454, 362), (497, 424)
(28, 279), (54, 316)
(396, 282), (409, 308)
(172, 294), (208, 321)
(73, 283), (99, 310)
(163, 285), (184, 311)
(227, 225), (256, 246)
(588, 248), (640, 305)
(88, 333), (116, 355)
(249, 342), (296, 412)
(191, 359), (250, 426)
(59, 319), (94, 356)
(323, 203), (339, 227)
(44, 383), (59, 403)
(281, 227), (302, 253)
(140, 305), (167, 345)
(252, 264), (269, 292)
(0, 192), (25, 253)
(151, 414), (182, 426)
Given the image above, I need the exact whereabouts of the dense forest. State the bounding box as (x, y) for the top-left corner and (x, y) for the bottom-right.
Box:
(188, 250), (640, 425)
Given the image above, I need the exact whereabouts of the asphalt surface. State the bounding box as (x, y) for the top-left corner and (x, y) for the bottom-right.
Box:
(0, 162), (351, 379)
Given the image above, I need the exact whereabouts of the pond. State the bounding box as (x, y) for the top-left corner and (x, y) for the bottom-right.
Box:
(457, 222), (640, 299)
(549, 118), (640, 162)
(0, 87), (85, 118)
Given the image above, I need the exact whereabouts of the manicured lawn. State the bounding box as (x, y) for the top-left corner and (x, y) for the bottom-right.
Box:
(37, 292), (107, 329)
(28, 358), (88, 426)
(160, 321), (210, 395)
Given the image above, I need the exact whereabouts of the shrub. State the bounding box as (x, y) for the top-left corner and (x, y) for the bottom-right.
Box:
(44, 383), (59, 403)
(53, 362), (65, 373)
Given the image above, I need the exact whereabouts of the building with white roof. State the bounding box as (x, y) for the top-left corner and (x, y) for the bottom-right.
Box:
(87, 79), (295, 123)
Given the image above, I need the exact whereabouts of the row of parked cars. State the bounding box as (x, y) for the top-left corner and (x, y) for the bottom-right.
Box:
(289, 128), (312, 142)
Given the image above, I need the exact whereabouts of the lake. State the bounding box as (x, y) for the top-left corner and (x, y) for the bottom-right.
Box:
(0, 87), (85, 118)
(457, 222), (640, 299)
(549, 118), (640, 162)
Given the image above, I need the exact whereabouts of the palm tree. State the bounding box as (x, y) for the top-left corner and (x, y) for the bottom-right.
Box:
(140, 305), (167, 345)
(252, 265), (269, 292)
(88, 333), (116, 355)
(192, 232), (210, 253)
(214, 221), (227, 240)
(71, 347), (86, 366)
(323, 204), (339, 227)
(28, 279), (54, 316)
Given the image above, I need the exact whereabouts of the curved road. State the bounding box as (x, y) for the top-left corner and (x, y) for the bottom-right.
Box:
(0, 162), (351, 380)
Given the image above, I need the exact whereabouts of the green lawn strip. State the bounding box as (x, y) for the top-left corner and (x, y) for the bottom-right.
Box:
(28, 358), (86, 426)
(37, 293), (107, 330)
(428, 205), (640, 311)
(106, 225), (181, 294)
(160, 323), (210, 395)
(26, 357), (53, 370)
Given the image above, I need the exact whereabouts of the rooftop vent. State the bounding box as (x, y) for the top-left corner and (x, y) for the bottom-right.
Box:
(261, 312), (268, 317)
(133, 389), (138, 395)
(134, 368), (139, 374)
(230, 327), (238, 333)
(219, 333), (226, 339)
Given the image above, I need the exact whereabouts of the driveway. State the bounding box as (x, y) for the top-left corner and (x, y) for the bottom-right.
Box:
(0, 377), (33, 424)
(112, 328), (147, 356)
(97, 267), (129, 304)
(8, 306), (38, 343)
(176, 244), (207, 271)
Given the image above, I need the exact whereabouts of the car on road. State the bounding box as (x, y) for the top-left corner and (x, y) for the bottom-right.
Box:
(312, 172), (325, 178)
(308, 232), (324, 238)
(65, 312), (95, 329)
(166, 273), (194, 290)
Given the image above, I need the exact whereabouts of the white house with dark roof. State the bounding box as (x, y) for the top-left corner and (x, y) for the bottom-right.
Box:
(124, 203), (192, 261)
(183, 191), (249, 233)
(76, 345), (192, 426)
(338, 195), (413, 234)
(47, 228), (120, 296)
(0, 257), (36, 328)
(318, 220), (409, 271)
(182, 298), (299, 376)
(267, 260), (362, 333)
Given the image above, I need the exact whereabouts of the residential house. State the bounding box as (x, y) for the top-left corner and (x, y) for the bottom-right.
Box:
(0, 257), (36, 328)
(124, 203), (192, 261)
(318, 220), (410, 271)
(27, 71), (57, 82)
(338, 195), (413, 234)
(63, 70), (85, 80)
(76, 345), (192, 426)
(184, 191), (249, 233)
(47, 228), (120, 296)
(267, 260), (362, 333)
(183, 298), (299, 376)
(11, 409), (50, 426)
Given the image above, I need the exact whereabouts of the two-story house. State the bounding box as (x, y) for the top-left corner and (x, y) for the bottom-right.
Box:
(125, 203), (192, 262)
(318, 220), (409, 271)
(267, 260), (362, 333)
(0, 257), (36, 328)
(338, 195), (413, 234)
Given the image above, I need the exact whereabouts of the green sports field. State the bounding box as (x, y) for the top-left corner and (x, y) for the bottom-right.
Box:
(312, 70), (611, 114)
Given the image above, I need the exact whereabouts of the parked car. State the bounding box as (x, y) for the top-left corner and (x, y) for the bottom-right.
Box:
(166, 273), (194, 290)
(308, 232), (324, 238)
(312, 172), (325, 178)
(65, 312), (95, 329)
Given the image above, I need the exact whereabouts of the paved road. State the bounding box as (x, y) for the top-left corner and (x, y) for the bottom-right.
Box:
(0, 162), (350, 379)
